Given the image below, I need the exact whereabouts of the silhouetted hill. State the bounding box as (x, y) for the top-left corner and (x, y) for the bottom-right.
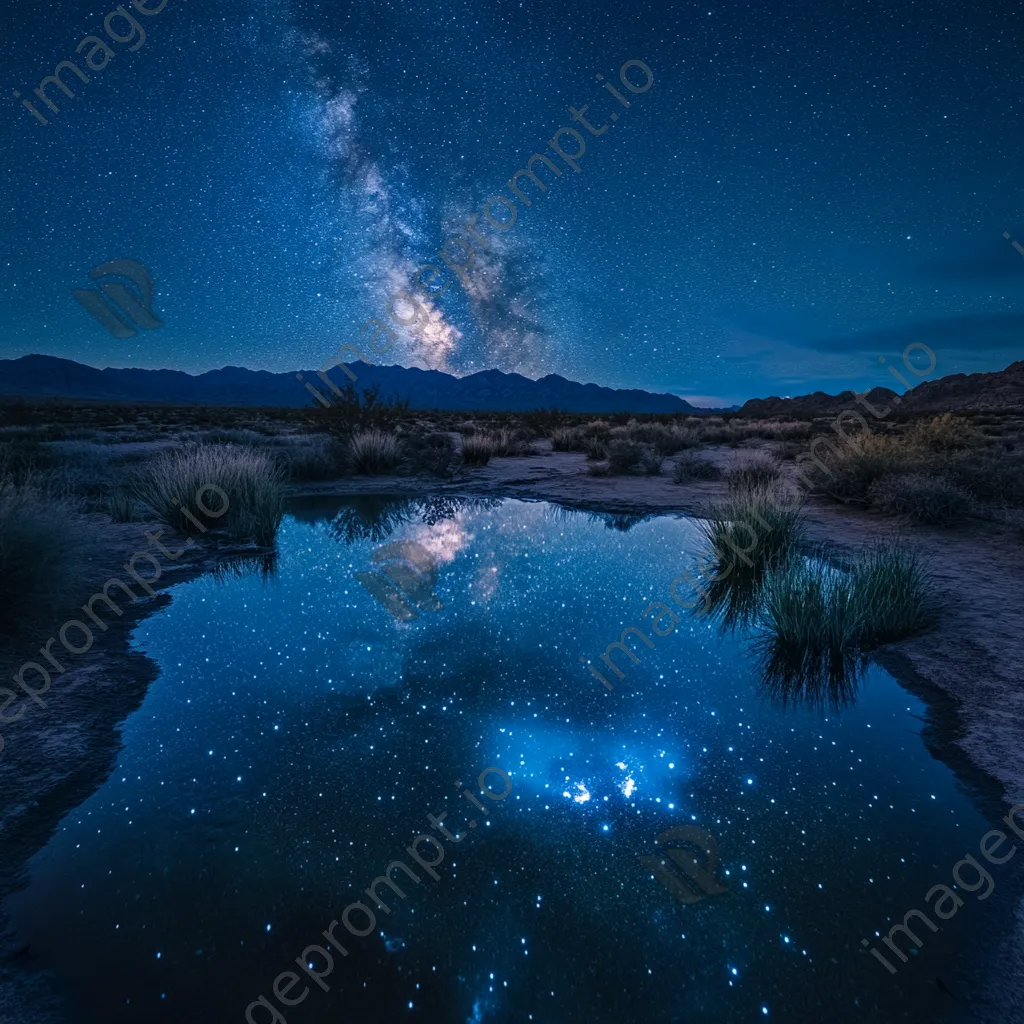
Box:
(739, 387), (899, 419)
(738, 359), (1024, 418)
(899, 360), (1024, 413)
(0, 355), (705, 414)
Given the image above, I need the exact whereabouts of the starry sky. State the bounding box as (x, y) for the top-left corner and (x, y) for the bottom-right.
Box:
(1, 0), (1022, 406)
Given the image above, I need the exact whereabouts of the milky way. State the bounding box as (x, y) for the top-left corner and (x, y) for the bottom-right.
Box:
(2, 1), (1022, 404)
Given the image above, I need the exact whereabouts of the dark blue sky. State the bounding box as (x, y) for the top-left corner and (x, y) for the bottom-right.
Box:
(1, 0), (1022, 405)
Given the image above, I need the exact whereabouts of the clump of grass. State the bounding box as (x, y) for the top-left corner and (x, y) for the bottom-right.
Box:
(606, 440), (660, 474)
(699, 484), (805, 572)
(131, 443), (285, 545)
(868, 473), (976, 526)
(403, 432), (457, 476)
(461, 433), (494, 465)
(753, 541), (936, 703)
(727, 452), (781, 492)
(348, 429), (402, 475)
(105, 485), (140, 522)
(756, 554), (865, 701)
(850, 541), (938, 647)
(0, 481), (84, 633)
(673, 454), (723, 483)
(551, 426), (585, 451)
(282, 437), (347, 482)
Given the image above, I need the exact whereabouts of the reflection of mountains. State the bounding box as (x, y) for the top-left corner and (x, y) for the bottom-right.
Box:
(327, 495), (502, 545)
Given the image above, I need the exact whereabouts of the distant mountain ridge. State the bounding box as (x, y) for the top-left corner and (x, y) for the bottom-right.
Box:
(738, 359), (1024, 417)
(0, 355), (704, 414)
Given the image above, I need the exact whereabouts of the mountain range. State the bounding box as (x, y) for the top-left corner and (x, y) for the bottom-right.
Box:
(0, 355), (708, 414)
(739, 360), (1024, 417)
(2, 353), (1022, 416)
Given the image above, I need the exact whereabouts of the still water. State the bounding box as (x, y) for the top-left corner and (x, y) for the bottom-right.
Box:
(5, 497), (1021, 1023)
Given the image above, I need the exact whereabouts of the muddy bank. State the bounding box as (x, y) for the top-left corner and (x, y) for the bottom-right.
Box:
(0, 520), (267, 929)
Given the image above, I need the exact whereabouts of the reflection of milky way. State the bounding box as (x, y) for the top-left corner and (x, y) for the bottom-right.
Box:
(3, 499), (1019, 1024)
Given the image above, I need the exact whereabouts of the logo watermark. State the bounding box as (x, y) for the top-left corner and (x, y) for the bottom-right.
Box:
(637, 825), (728, 904)
(72, 258), (162, 339)
(356, 540), (443, 622)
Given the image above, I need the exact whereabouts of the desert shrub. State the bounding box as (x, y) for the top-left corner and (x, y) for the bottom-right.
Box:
(850, 541), (937, 647)
(673, 454), (722, 482)
(727, 452), (781, 492)
(640, 449), (663, 474)
(106, 485), (140, 522)
(867, 473), (975, 525)
(551, 426), (586, 451)
(756, 554), (864, 694)
(348, 430), (402, 475)
(403, 432), (457, 476)
(485, 428), (528, 457)
(583, 437), (608, 461)
(0, 482), (84, 633)
(314, 382), (410, 434)
(131, 444), (285, 545)
(606, 440), (646, 474)
(0, 438), (61, 485)
(647, 423), (699, 455)
(519, 407), (565, 434)
(945, 449), (1024, 506)
(283, 437), (347, 482)
(796, 433), (914, 502)
(461, 434), (494, 465)
(700, 484), (805, 572)
(905, 413), (981, 452)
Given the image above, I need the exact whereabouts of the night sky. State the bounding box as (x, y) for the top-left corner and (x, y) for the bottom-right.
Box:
(1, 0), (1022, 406)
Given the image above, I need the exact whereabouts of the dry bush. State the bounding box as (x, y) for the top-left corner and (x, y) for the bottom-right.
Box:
(551, 426), (585, 451)
(727, 452), (781, 492)
(132, 444), (285, 545)
(0, 480), (84, 634)
(348, 430), (402, 475)
(461, 434), (495, 465)
(868, 473), (976, 526)
(673, 454), (722, 482)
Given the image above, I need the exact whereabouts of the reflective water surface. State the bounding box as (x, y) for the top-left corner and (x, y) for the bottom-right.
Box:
(5, 497), (1021, 1024)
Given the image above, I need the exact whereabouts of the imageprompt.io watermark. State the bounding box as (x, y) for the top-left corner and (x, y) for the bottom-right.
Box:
(12, 0), (170, 127)
(638, 825), (728, 905)
(356, 540), (444, 622)
(72, 259), (162, 339)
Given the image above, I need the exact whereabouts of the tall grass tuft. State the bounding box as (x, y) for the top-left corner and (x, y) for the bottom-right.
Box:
(461, 433), (495, 465)
(131, 444), (285, 545)
(347, 429), (402, 475)
(0, 481), (84, 634)
(850, 541), (937, 647)
(752, 541), (936, 704)
(672, 453), (722, 482)
(726, 452), (781, 492)
(699, 484), (805, 572)
(755, 554), (865, 703)
(867, 473), (976, 526)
